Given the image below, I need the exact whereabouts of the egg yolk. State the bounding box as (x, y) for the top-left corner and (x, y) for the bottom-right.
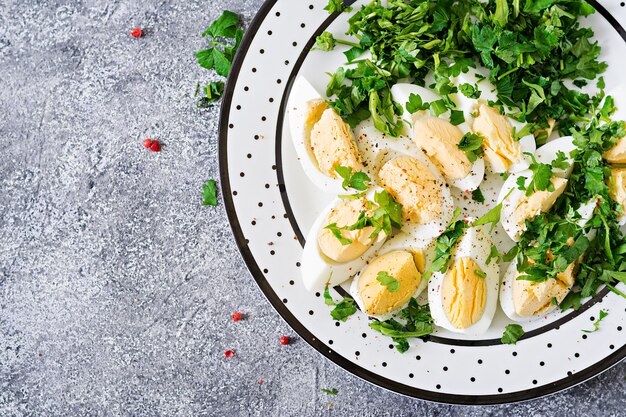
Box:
(472, 104), (522, 173)
(318, 198), (381, 263)
(604, 137), (626, 164)
(357, 250), (421, 316)
(441, 257), (486, 329)
(377, 156), (443, 224)
(511, 176), (568, 239)
(513, 261), (576, 317)
(307, 101), (362, 178)
(413, 117), (472, 180)
(608, 168), (626, 214)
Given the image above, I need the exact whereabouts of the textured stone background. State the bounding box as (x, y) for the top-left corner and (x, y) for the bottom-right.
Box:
(0, 0), (624, 416)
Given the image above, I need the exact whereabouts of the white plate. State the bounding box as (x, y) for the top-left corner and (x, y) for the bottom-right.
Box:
(219, 0), (626, 404)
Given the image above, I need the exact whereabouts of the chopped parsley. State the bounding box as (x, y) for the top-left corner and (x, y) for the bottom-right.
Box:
(449, 109), (466, 126)
(424, 209), (468, 279)
(201, 179), (218, 206)
(501, 324), (525, 345)
(321, 388), (339, 395)
(314, 31), (361, 52)
(318, 0), (607, 137)
(471, 188), (485, 203)
(324, 282), (357, 322)
(457, 133), (484, 163)
(324, 0), (352, 14)
(582, 310), (608, 333)
(376, 271), (400, 292)
(334, 166), (371, 191)
(473, 189), (513, 233)
(523, 152), (555, 196)
(369, 299), (433, 353)
(405, 93), (430, 113)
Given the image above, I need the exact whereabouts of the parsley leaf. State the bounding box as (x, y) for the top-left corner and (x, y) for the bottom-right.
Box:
(334, 166), (371, 191)
(314, 32), (336, 51)
(424, 209), (468, 279)
(202, 10), (239, 38)
(323, 283), (357, 322)
(471, 188), (485, 203)
(321, 388), (338, 395)
(376, 271), (400, 292)
(368, 299), (433, 352)
(449, 109), (465, 126)
(195, 81), (224, 107)
(501, 324), (525, 345)
(406, 93), (430, 113)
(324, 223), (353, 245)
(524, 152), (554, 196)
(201, 179), (218, 206)
(324, 0), (352, 14)
(582, 310), (608, 333)
(459, 82), (481, 99)
(457, 133), (484, 163)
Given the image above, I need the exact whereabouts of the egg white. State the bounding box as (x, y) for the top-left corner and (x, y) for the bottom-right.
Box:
(427, 222), (500, 335)
(390, 83), (485, 192)
(535, 136), (577, 178)
(300, 195), (387, 292)
(287, 76), (350, 194)
(450, 67), (498, 123)
(349, 232), (434, 321)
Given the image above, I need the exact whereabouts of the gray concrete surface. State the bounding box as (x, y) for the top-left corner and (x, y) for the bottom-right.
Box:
(0, 1), (624, 416)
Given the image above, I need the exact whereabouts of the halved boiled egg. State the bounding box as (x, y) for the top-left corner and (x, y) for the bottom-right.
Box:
(500, 198), (597, 322)
(500, 257), (576, 322)
(391, 83), (485, 192)
(301, 194), (387, 291)
(288, 76), (364, 194)
(498, 171), (568, 242)
(428, 223), (500, 335)
(377, 154), (455, 239)
(472, 104), (536, 173)
(349, 233), (433, 320)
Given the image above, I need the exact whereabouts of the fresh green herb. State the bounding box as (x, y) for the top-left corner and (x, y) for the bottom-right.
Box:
(195, 81), (225, 107)
(376, 271), (400, 292)
(201, 179), (218, 206)
(516, 176), (527, 191)
(368, 299), (433, 353)
(324, 223), (353, 245)
(486, 244), (501, 265)
(424, 209), (468, 279)
(471, 188), (485, 203)
(338, 192), (367, 200)
(196, 10), (243, 77)
(582, 310), (608, 333)
(474, 269), (487, 278)
(323, 282), (357, 322)
(314, 31), (361, 52)
(406, 93), (430, 113)
(324, 0), (352, 14)
(551, 151), (570, 170)
(501, 324), (525, 345)
(459, 82), (481, 99)
(449, 109), (466, 126)
(474, 189), (514, 232)
(321, 388), (338, 395)
(524, 152), (554, 196)
(334, 166), (371, 191)
(457, 133), (484, 163)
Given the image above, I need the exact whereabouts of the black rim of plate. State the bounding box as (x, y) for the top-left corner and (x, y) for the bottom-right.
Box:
(218, 0), (626, 405)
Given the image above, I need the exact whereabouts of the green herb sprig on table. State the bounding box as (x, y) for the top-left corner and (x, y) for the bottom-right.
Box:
(195, 10), (244, 107)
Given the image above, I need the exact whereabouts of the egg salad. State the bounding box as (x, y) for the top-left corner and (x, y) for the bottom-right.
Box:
(291, 0), (626, 352)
